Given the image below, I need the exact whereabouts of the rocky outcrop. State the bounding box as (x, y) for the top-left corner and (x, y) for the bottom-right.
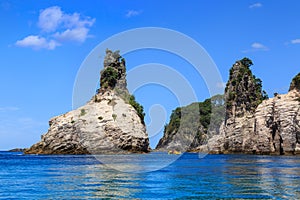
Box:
(8, 148), (25, 152)
(156, 95), (225, 152)
(224, 58), (268, 121)
(25, 49), (149, 154)
(201, 63), (300, 155)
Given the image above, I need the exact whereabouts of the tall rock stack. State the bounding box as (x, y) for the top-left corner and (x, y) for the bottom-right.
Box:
(25, 49), (150, 154)
(204, 59), (300, 155)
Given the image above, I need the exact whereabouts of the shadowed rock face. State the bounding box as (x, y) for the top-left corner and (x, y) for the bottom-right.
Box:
(201, 64), (300, 155)
(25, 50), (150, 155)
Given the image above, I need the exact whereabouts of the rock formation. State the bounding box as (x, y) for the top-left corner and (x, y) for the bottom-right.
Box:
(156, 95), (225, 152)
(158, 58), (300, 155)
(201, 61), (300, 155)
(25, 49), (150, 154)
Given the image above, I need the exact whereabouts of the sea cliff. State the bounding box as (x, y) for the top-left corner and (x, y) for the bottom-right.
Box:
(158, 58), (300, 155)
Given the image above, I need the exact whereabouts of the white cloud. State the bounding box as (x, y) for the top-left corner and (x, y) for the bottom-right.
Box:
(15, 35), (59, 50)
(291, 39), (300, 44)
(243, 42), (269, 53)
(249, 3), (262, 9)
(16, 6), (95, 50)
(62, 13), (95, 28)
(54, 27), (90, 43)
(0, 106), (19, 111)
(126, 10), (142, 18)
(251, 42), (268, 50)
(38, 6), (63, 32)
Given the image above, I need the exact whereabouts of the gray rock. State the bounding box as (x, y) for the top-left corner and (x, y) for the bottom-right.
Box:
(202, 64), (300, 155)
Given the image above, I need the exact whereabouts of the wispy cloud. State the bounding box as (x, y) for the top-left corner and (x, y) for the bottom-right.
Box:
(243, 42), (269, 53)
(291, 39), (300, 44)
(249, 3), (262, 9)
(16, 35), (58, 50)
(15, 6), (95, 50)
(54, 27), (91, 43)
(38, 6), (63, 32)
(125, 10), (142, 18)
(251, 42), (268, 50)
(0, 106), (19, 112)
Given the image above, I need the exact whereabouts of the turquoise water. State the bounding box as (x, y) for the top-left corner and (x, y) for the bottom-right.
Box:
(1, 152), (300, 199)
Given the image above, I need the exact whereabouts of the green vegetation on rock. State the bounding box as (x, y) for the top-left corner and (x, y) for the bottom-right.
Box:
(289, 72), (300, 91)
(112, 114), (117, 121)
(225, 58), (268, 119)
(129, 95), (145, 124)
(100, 67), (119, 89)
(97, 49), (146, 125)
(157, 94), (225, 150)
(80, 109), (87, 116)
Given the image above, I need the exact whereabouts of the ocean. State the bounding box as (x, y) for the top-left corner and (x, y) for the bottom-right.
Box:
(1, 151), (300, 199)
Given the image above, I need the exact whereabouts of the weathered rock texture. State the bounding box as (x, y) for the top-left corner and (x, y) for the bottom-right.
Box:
(25, 49), (149, 154)
(201, 62), (300, 155)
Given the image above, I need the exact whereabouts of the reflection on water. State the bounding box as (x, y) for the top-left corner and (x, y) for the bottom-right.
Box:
(0, 152), (300, 199)
(222, 156), (300, 199)
(94, 153), (181, 173)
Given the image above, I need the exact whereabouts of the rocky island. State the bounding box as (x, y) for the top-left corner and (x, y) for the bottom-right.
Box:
(157, 58), (300, 155)
(25, 49), (150, 154)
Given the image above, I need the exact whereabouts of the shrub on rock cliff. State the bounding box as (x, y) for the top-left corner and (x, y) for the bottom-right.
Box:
(157, 94), (225, 150)
(225, 58), (268, 120)
(289, 73), (300, 91)
(129, 95), (145, 124)
(100, 67), (119, 89)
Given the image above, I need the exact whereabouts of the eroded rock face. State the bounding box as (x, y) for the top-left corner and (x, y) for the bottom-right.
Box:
(253, 90), (300, 155)
(202, 64), (300, 155)
(204, 90), (300, 155)
(25, 50), (149, 154)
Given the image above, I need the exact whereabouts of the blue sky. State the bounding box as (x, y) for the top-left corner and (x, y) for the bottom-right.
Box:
(0, 0), (300, 150)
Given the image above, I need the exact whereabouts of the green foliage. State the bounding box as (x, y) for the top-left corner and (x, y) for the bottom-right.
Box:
(262, 90), (269, 100)
(80, 109), (87, 116)
(163, 95), (225, 142)
(129, 95), (145, 123)
(290, 73), (300, 91)
(225, 57), (268, 116)
(100, 67), (119, 89)
(71, 120), (75, 124)
(199, 98), (212, 130)
(98, 116), (103, 120)
(240, 57), (253, 68)
(164, 107), (181, 135)
(112, 114), (117, 121)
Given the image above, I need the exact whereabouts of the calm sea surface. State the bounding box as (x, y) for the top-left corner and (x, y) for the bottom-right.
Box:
(1, 151), (300, 199)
